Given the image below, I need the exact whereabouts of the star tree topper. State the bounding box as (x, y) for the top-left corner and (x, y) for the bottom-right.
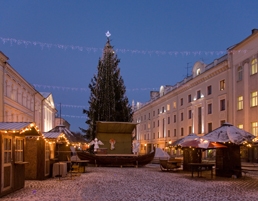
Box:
(106, 31), (111, 38)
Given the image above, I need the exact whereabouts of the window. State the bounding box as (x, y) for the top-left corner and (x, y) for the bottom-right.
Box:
(157, 109), (160, 114)
(196, 68), (201, 75)
(167, 104), (170, 111)
(220, 80), (225, 91)
(15, 138), (24, 162)
(168, 130), (170, 137)
(208, 123), (212, 133)
(181, 112), (183, 121)
(208, 103), (212, 114)
(251, 122), (258, 136)
(173, 101), (177, 109)
(237, 66), (243, 81)
(180, 98), (183, 106)
(162, 107), (165, 113)
(188, 110), (192, 119)
(168, 117), (170, 124)
(144, 115), (146, 120)
(221, 120), (225, 126)
(251, 91), (258, 107)
(197, 90), (201, 99)
(207, 85), (212, 95)
(174, 115), (176, 123)
(153, 121), (155, 128)
(148, 113), (150, 119)
(237, 96), (243, 110)
(220, 99), (226, 111)
(188, 126), (192, 134)
(174, 129), (176, 137)
(153, 111), (155, 116)
(198, 107), (202, 134)
(181, 128), (184, 136)
(251, 58), (258, 75)
(153, 133), (155, 139)
(188, 94), (192, 103)
(238, 124), (243, 129)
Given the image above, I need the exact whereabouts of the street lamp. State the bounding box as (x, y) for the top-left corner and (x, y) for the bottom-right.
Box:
(144, 143), (147, 154)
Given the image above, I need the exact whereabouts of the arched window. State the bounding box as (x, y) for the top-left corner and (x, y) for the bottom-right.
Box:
(196, 68), (201, 75)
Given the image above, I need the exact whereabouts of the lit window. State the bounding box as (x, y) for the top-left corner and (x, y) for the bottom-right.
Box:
(220, 80), (225, 91)
(15, 138), (24, 162)
(237, 66), (243, 81)
(167, 104), (170, 111)
(173, 101), (176, 109)
(196, 68), (201, 75)
(251, 91), (258, 107)
(251, 58), (258, 75)
(251, 122), (258, 136)
(238, 124), (243, 129)
(237, 96), (243, 110)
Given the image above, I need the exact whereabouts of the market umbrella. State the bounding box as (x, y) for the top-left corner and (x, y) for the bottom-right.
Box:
(181, 139), (227, 149)
(171, 133), (199, 147)
(202, 123), (255, 145)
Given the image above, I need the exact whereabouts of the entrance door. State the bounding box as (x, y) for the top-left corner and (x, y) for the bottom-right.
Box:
(1, 136), (12, 192)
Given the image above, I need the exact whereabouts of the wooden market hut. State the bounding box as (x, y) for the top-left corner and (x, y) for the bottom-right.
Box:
(24, 136), (51, 180)
(42, 125), (87, 175)
(95, 121), (137, 154)
(0, 122), (40, 198)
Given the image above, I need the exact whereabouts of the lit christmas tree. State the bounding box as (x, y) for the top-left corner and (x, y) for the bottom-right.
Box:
(82, 31), (133, 140)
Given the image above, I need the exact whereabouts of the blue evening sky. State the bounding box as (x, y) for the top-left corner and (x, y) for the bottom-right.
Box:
(0, 0), (258, 132)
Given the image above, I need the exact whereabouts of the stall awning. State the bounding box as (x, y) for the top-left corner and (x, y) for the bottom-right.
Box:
(96, 121), (137, 134)
(0, 122), (40, 136)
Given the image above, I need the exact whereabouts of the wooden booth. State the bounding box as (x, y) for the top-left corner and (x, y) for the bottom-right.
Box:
(0, 122), (40, 198)
(95, 121), (137, 154)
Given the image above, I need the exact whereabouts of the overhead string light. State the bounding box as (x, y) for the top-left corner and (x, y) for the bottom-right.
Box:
(0, 36), (230, 57)
(32, 84), (159, 92)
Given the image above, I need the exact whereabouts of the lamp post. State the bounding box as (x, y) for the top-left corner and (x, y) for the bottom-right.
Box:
(144, 143), (147, 154)
(168, 140), (172, 155)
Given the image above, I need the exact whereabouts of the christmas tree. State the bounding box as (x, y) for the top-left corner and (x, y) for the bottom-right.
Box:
(82, 32), (133, 140)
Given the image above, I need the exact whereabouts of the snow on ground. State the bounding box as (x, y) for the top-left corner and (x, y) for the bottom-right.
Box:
(2, 164), (258, 201)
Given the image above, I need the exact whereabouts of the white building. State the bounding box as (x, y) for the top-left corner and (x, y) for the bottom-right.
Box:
(133, 29), (258, 161)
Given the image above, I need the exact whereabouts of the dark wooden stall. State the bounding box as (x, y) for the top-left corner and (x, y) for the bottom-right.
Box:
(0, 122), (40, 198)
(183, 148), (202, 171)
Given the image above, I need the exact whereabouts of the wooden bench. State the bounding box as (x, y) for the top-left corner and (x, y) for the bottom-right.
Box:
(160, 159), (182, 172)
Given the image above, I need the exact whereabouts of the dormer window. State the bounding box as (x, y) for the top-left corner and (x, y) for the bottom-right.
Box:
(196, 68), (201, 75)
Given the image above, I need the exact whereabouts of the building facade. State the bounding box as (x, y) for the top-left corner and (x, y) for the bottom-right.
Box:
(133, 29), (258, 159)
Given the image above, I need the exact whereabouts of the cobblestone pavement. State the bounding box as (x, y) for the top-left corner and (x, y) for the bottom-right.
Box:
(2, 164), (258, 201)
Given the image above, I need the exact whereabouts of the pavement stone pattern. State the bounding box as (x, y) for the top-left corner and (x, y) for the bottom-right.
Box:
(2, 164), (258, 201)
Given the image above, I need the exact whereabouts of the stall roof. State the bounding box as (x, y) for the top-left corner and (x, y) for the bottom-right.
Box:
(96, 121), (137, 134)
(0, 122), (40, 136)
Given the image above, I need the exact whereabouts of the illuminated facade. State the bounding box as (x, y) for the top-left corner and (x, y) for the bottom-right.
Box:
(0, 51), (57, 132)
(133, 29), (258, 156)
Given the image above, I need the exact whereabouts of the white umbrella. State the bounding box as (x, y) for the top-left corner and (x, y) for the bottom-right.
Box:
(171, 133), (199, 146)
(202, 123), (255, 145)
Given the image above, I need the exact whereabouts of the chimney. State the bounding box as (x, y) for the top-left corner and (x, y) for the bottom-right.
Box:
(252, 29), (258, 34)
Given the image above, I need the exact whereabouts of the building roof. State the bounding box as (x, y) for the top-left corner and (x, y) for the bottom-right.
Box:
(43, 125), (87, 143)
(0, 122), (40, 136)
